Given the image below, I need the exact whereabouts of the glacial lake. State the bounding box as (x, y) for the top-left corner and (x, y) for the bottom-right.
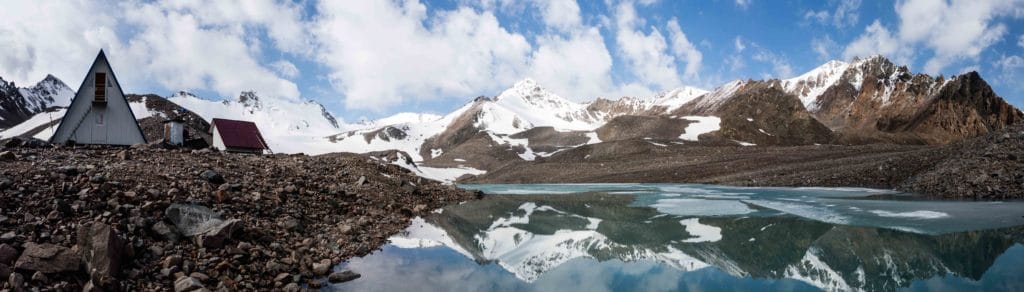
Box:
(330, 184), (1024, 291)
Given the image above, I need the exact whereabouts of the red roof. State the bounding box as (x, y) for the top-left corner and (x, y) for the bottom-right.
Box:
(211, 118), (269, 150)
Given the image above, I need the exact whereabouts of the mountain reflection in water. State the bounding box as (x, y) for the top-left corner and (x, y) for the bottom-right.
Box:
(331, 184), (1024, 292)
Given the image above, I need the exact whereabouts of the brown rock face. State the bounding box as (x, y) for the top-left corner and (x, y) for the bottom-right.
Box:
(595, 115), (691, 141)
(807, 56), (1021, 145)
(674, 81), (834, 146)
(14, 243), (80, 274)
(902, 72), (1023, 144)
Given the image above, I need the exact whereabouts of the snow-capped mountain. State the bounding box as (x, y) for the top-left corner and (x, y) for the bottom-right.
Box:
(2, 56), (1019, 183)
(0, 75), (74, 128)
(166, 91), (342, 153)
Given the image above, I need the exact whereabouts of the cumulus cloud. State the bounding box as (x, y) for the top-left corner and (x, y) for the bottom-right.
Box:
(312, 1), (532, 110)
(844, 0), (1022, 74)
(538, 0), (583, 32)
(0, 0), (305, 100)
(612, 2), (703, 92)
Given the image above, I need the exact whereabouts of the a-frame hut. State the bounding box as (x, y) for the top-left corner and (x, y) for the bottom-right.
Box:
(50, 50), (146, 145)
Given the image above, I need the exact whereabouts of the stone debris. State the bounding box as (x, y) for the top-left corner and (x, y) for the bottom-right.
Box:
(0, 146), (476, 290)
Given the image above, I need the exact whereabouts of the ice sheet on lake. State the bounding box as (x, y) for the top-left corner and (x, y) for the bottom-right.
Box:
(653, 199), (756, 216)
(680, 218), (723, 243)
(870, 210), (950, 219)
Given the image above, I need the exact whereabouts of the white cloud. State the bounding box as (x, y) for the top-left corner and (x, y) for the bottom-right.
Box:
(752, 49), (793, 79)
(312, 1), (532, 110)
(811, 35), (838, 61)
(844, 0), (1022, 74)
(842, 20), (906, 63)
(529, 29), (617, 99)
(272, 60), (300, 78)
(613, 2), (702, 91)
(996, 55), (1024, 71)
(804, 0), (861, 28)
(0, 0), (305, 101)
(735, 0), (752, 9)
(538, 0), (583, 32)
(1018, 34), (1024, 48)
(734, 36), (746, 53)
(666, 19), (703, 80)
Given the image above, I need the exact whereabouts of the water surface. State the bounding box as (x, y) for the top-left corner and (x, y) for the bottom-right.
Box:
(330, 184), (1024, 291)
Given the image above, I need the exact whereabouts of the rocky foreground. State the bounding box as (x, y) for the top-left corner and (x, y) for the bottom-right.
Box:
(0, 144), (478, 290)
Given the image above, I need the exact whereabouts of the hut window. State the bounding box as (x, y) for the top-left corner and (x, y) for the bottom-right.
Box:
(94, 72), (106, 103)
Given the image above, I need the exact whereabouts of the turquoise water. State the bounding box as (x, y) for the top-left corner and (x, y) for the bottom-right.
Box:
(330, 184), (1024, 291)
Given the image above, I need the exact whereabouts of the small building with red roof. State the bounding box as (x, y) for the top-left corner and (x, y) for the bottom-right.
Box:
(210, 118), (270, 154)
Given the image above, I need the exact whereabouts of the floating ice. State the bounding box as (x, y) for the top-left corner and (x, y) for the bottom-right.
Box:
(653, 199), (756, 217)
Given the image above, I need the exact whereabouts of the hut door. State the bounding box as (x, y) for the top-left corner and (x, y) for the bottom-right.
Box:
(93, 111), (107, 143)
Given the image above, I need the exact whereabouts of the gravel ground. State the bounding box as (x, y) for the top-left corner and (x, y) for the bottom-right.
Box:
(0, 144), (478, 290)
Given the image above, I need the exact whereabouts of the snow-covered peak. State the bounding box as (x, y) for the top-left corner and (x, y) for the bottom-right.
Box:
(17, 74), (75, 109)
(653, 86), (710, 112)
(688, 80), (747, 112)
(167, 91), (342, 153)
(783, 60), (850, 111)
(482, 79), (602, 134)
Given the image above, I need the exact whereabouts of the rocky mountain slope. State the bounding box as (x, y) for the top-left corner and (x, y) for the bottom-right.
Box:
(0, 75), (73, 128)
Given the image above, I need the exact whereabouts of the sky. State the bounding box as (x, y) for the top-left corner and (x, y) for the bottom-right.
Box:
(1, 0), (1023, 122)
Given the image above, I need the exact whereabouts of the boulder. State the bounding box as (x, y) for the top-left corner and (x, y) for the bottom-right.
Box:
(0, 151), (16, 161)
(165, 204), (225, 236)
(152, 221), (181, 243)
(328, 270), (361, 283)
(199, 169), (225, 184)
(312, 259), (331, 275)
(174, 276), (204, 292)
(14, 242), (79, 273)
(0, 176), (12, 190)
(77, 222), (126, 284)
(0, 243), (18, 265)
(197, 219), (240, 249)
(8, 272), (24, 290)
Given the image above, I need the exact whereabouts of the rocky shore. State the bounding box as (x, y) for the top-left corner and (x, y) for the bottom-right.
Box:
(0, 144), (478, 290)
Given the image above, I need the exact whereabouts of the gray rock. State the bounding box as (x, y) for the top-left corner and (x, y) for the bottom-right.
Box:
(198, 219), (240, 249)
(328, 270), (361, 283)
(163, 255), (182, 269)
(77, 222), (125, 283)
(165, 204), (226, 236)
(312, 259), (331, 275)
(356, 176), (366, 186)
(0, 151), (16, 161)
(0, 243), (18, 265)
(200, 169), (225, 184)
(174, 276), (204, 292)
(0, 175), (12, 190)
(31, 271), (47, 282)
(0, 231), (14, 242)
(0, 263), (10, 280)
(8, 272), (24, 290)
(152, 221), (181, 242)
(14, 242), (79, 273)
(278, 217), (300, 231)
(283, 283), (300, 292)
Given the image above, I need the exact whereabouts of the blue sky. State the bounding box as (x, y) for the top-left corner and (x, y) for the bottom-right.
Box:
(1, 0), (1022, 122)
